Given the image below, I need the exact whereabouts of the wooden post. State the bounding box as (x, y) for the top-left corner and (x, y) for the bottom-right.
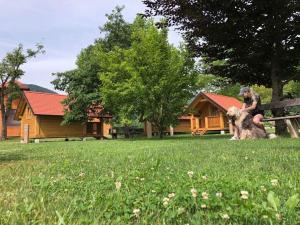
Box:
(146, 121), (152, 138)
(190, 114), (194, 135)
(170, 126), (174, 136)
(285, 119), (299, 138)
(205, 117), (209, 129)
(220, 112), (224, 130)
(23, 124), (29, 144)
(195, 117), (199, 129)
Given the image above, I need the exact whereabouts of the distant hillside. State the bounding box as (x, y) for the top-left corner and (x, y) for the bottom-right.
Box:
(26, 84), (57, 94)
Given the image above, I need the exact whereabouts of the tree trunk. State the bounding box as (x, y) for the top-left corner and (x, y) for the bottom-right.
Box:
(270, 56), (287, 135)
(159, 128), (164, 139)
(0, 92), (7, 141)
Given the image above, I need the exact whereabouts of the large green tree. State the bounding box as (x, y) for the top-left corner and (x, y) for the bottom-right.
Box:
(99, 17), (197, 138)
(0, 44), (44, 140)
(143, 0), (300, 134)
(52, 6), (131, 124)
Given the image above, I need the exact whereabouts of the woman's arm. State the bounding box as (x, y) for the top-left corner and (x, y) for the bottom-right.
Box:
(242, 101), (257, 112)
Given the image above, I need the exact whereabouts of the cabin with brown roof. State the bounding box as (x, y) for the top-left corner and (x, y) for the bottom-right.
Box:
(0, 81), (29, 137)
(15, 91), (112, 140)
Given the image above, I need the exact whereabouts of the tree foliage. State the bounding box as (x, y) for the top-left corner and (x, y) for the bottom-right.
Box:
(143, 0), (300, 134)
(0, 44), (44, 140)
(99, 17), (197, 137)
(52, 6), (132, 124)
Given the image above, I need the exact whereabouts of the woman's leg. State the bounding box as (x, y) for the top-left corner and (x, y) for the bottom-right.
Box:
(253, 114), (264, 126)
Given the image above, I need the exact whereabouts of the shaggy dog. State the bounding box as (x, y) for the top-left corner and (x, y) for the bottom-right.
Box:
(227, 106), (276, 140)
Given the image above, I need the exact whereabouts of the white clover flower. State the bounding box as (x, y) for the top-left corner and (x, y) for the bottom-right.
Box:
(163, 197), (170, 207)
(133, 208), (140, 218)
(163, 201), (169, 207)
(271, 179), (279, 186)
(115, 181), (121, 191)
(78, 172), (85, 177)
(216, 192), (223, 198)
(202, 192), (209, 200)
(260, 186), (267, 192)
(202, 175), (208, 180)
(187, 171), (194, 178)
(191, 188), (198, 198)
(140, 178), (145, 181)
(221, 213), (230, 220)
(244, 156), (248, 160)
(163, 197), (170, 203)
(262, 215), (268, 219)
(177, 207), (185, 214)
(168, 193), (176, 198)
(240, 190), (249, 200)
(276, 213), (282, 221)
(201, 204), (207, 209)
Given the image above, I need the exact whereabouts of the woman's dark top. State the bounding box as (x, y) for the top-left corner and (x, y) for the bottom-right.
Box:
(244, 94), (264, 116)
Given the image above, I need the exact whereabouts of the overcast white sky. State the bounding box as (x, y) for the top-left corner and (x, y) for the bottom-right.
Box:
(0, 0), (182, 91)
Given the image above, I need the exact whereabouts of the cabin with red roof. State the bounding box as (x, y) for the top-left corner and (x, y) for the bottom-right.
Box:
(187, 92), (242, 135)
(15, 91), (112, 140)
(0, 81), (30, 137)
(144, 92), (242, 137)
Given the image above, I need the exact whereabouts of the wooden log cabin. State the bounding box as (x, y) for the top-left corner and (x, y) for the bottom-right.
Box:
(0, 81), (29, 137)
(144, 92), (242, 136)
(187, 92), (242, 135)
(15, 91), (112, 140)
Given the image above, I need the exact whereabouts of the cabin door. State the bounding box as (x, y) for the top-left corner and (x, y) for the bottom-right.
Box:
(87, 122), (103, 137)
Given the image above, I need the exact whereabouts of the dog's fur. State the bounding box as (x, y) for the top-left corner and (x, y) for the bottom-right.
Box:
(227, 106), (272, 140)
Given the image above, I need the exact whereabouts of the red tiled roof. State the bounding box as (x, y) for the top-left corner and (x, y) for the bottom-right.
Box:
(203, 92), (242, 111)
(24, 91), (67, 116)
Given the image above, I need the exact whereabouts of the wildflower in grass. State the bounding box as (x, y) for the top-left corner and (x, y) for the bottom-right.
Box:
(177, 207), (185, 214)
(240, 190), (249, 200)
(244, 156), (248, 160)
(221, 213), (230, 220)
(187, 171), (194, 178)
(168, 193), (175, 198)
(262, 215), (268, 219)
(151, 190), (156, 193)
(276, 213), (282, 221)
(202, 175), (208, 180)
(202, 192), (209, 200)
(115, 181), (121, 191)
(191, 188), (198, 198)
(201, 204), (207, 209)
(216, 192), (223, 198)
(133, 208), (140, 218)
(271, 179), (279, 186)
(163, 197), (170, 207)
(78, 172), (85, 177)
(140, 178), (145, 181)
(260, 186), (267, 192)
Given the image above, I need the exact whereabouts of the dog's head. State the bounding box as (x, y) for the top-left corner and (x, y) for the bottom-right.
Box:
(226, 106), (241, 121)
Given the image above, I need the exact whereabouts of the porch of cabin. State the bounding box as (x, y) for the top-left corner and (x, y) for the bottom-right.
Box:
(189, 99), (229, 135)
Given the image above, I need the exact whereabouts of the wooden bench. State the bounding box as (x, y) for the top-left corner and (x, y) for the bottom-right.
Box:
(261, 98), (300, 138)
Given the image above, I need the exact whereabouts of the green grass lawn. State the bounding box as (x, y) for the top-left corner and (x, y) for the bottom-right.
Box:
(0, 136), (300, 224)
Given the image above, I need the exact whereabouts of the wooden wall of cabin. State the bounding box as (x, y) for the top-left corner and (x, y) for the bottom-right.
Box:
(173, 119), (191, 133)
(36, 116), (86, 138)
(20, 105), (38, 138)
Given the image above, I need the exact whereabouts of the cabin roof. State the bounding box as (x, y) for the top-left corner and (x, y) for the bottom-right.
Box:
(15, 91), (112, 119)
(188, 92), (242, 112)
(24, 91), (67, 116)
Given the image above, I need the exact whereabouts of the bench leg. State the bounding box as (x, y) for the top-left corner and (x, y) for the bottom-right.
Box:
(285, 119), (299, 138)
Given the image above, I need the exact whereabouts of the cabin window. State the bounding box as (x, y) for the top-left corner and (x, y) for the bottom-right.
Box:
(210, 105), (219, 116)
(7, 110), (20, 126)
